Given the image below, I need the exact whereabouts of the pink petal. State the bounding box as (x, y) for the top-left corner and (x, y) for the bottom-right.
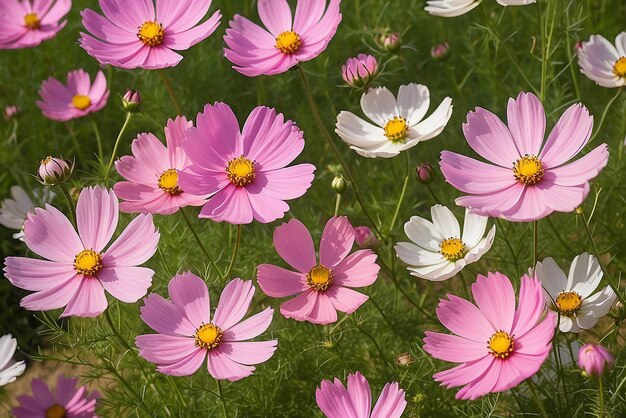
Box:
(98, 266), (154, 303)
(164, 116), (193, 168)
(139, 292), (196, 337)
(245, 181), (290, 224)
(88, 70), (109, 103)
(436, 295), (494, 342)
(255, 164), (316, 201)
(319, 216), (355, 268)
(223, 307), (274, 341)
(256, 264), (307, 298)
(103, 213), (159, 266)
(546, 144), (608, 186)
(463, 107), (521, 168)
(326, 286), (368, 314)
(506, 92), (545, 156)
(4, 257), (75, 292)
(19, 275), (82, 312)
(61, 277), (108, 317)
(156, 349), (206, 376)
(98, 0), (150, 32)
(511, 275), (545, 337)
(316, 378), (357, 418)
(80, 9), (134, 44)
(178, 166), (230, 197)
(423, 331), (488, 363)
(293, 0), (326, 34)
(306, 292), (338, 324)
(158, 0), (214, 33)
(212, 278), (254, 331)
(332, 250), (379, 288)
(66, 69), (91, 96)
(76, 186), (119, 253)
(23, 204), (82, 262)
(280, 289), (318, 322)
(257, 0), (292, 36)
(167, 272), (210, 326)
(455, 358), (501, 400)
(163, 10), (221, 50)
(471, 272), (516, 333)
(136, 334), (198, 363)
(129, 132), (169, 173)
(514, 312), (556, 355)
(346, 372), (371, 418)
(370, 382), (407, 418)
(539, 103), (594, 168)
(219, 340), (277, 365)
(206, 349), (255, 381)
(454, 182), (526, 219)
(440, 151), (515, 195)
(273, 218), (317, 273)
(198, 185), (254, 224)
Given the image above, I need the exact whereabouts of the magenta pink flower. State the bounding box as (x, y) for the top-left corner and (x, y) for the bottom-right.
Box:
(178, 103), (315, 225)
(257, 217), (380, 325)
(4, 186), (159, 318)
(223, 0), (342, 76)
(114, 116), (206, 215)
(424, 272), (556, 400)
(578, 344), (615, 377)
(36, 69), (109, 122)
(79, 0), (221, 70)
(440, 92), (608, 222)
(316, 371), (406, 418)
(13, 375), (98, 418)
(0, 0), (70, 50)
(136, 273), (277, 381)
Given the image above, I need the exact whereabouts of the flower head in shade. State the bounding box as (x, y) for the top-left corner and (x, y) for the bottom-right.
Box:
(342, 54), (378, 88)
(257, 217), (380, 325)
(440, 92), (609, 222)
(136, 274), (277, 381)
(316, 372), (407, 418)
(13, 375), (98, 418)
(223, 0), (342, 77)
(36, 69), (109, 122)
(535, 253), (616, 333)
(336, 83), (453, 158)
(577, 344), (615, 377)
(179, 103), (315, 225)
(0, 334), (26, 386)
(114, 116), (206, 215)
(0, 0), (71, 49)
(4, 186), (159, 317)
(425, 0), (535, 17)
(395, 205), (495, 281)
(0, 185), (54, 241)
(577, 32), (626, 88)
(424, 272), (556, 400)
(79, 0), (221, 70)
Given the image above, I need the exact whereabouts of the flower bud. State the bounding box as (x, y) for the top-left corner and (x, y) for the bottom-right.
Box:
(342, 54), (378, 88)
(37, 156), (73, 186)
(354, 226), (378, 248)
(381, 32), (401, 52)
(396, 352), (414, 367)
(431, 42), (450, 61)
(4, 105), (20, 121)
(416, 163), (436, 185)
(121, 89), (142, 113)
(578, 344), (615, 377)
(331, 174), (347, 194)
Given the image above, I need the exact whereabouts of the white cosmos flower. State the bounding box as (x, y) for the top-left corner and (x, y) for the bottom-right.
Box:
(0, 186), (54, 241)
(0, 334), (26, 386)
(335, 83), (453, 158)
(394, 205), (496, 281)
(535, 253), (616, 333)
(577, 33), (626, 88)
(425, 0), (535, 17)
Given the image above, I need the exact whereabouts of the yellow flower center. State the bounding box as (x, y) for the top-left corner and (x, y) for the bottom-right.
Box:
(384, 117), (408, 142)
(226, 156), (255, 187)
(73, 249), (103, 276)
(24, 13), (40, 29)
(72, 95), (91, 110)
(488, 330), (514, 359)
(275, 31), (301, 54)
(513, 155), (544, 185)
(555, 291), (582, 316)
(439, 238), (466, 262)
(137, 21), (164, 46)
(306, 265), (333, 291)
(158, 169), (181, 195)
(614, 57), (626, 78)
(194, 323), (223, 350)
(45, 404), (66, 418)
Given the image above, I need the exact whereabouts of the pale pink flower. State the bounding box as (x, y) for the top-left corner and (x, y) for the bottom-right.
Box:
(257, 217), (380, 325)
(0, 0), (70, 50)
(36, 69), (109, 122)
(342, 54), (378, 88)
(114, 116), (206, 215)
(223, 0), (342, 76)
(577, 344), (615, 377)
(79, 0), (221, 70)
(440, 92), (608, 222)
(13, 375), (99, 418)
(316, 371), (406, 418)
(4, 186), (159, 317)
(424, 272), (556, 400)
(136, 273), (277, 381)
(354, 226), (378, 248)
(178, 103), (315, 225)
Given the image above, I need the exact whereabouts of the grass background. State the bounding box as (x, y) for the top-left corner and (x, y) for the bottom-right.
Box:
(1, 0), (625, 416)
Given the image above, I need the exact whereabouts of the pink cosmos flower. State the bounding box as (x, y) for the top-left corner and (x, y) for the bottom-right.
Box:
(257, 217), (380, 325)
(0, 0), (70, 50)
(79, 0), (221, 70)
(316, 372), (407, 418)
(114, 116), (206, 215)
(4, 186), (159, 318)
(577, 343), (615, 377)
(223, 0), (342, 76)
(423, 272), (556, 400)
(178, 103), (315, 225)
(136, 273), (277, 381)
(36, 69), (109, 122)
(440, 92), (608, 222)
(13, 375), (99, 418)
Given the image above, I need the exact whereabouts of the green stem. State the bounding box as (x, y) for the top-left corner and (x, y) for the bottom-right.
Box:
(533, 221), (539, 269)
(180, 208), (224, 277)
(598, 378), (605, 418)
(91, 119), (104, 161)
(350, 316), (394, 370)
(389, 152), (411, 233)
(104, 112), (133, 184)
(526, 379), (550, 418)
(216, 379), (229, 418)
(58, 183), (76, 225)
(539, 0), (557, 102)
(334, 193), (342, 216)
(158, 69), (183, 115)
(224, 225), (241, 280)
(426, 183), (441, 204)
(589, 88), (623, 143)
(564, 4), (581, 101)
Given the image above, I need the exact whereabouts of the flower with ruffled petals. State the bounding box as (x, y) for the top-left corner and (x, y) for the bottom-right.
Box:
(424, 272), (556, 400)
(36, 69), (109, 122)
(440, 92), (609, 222)
(136, 273), (277, 381)
(13, 375), (98, 418)
(577, 32), (626, 88)
(316, 371), (406, 418)
(257, 217), (380, 325)
(179, 103), (315, 225)
(4, 186), (159, 317)
(0, 334), (26, 386)
(425, 0), (535, 17)
(578, 344), (615, 377)
(0, 185), (54, 241)
(0, 0), (71, 49)
(336, 83), (453, 158)
(223, 0), (342, 76)
(114, 116), (206, 215)
(79, 0), (221, 69)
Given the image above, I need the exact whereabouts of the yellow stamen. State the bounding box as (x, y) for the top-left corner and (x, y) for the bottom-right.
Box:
(73, 249), (102, 276)
(194, 323), (222, 350)
(226, 156), (255, 187)
(72, 95), (91, 110)
(513, 155), (544, 185)
(158, 169), (181, 195)
(384, 117), (408, 142)
(275, 31), (301, 54)
(306, 265), (333, 291)
(24, 13), (40, 29)
(488, 330), (514, 359)
(614, 57), (626, 78)
(45, 404), (67, 418)
(555, 291), (582, 316)
(137, 21), (164, 46)
(439, 238), (466, 262)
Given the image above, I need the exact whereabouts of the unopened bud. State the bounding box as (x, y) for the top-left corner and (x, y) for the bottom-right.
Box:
(331, 175), (347, 194)
(342, 54), (378, 88)
(416, 163), (436, 185)
(354, 226), (378, 248)
(431, 42), (450, 61)
(578, 344), (615, 377)
(37, 157), (73, 186)
(121, 89), (142, 113)
(396, 352), (414, 367)
(4, 105), (20, 121)
(381, 32), (401, 52)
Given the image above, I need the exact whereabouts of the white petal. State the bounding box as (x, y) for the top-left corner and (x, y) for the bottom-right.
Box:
(395, 242), (445, 266)
(567, 253), (602, 298)
(464, 225), (495, 264)
(580, 286), (616, 319)
(0, 361), (26, 386)
(397, 83), (430, 126)
(430, 204), (460, 238)
(572, 312), (599, 331)
(534, 257), (567, 298)
(559, 316), (578, 333)
(496, 0), (536, 5)
(0, 335), (17, 370)
(410, 97), (453, 141)
(403, 215), (443, 251)
(461, 208), (489, 248)
(616, 32), (626, 57)
(410, 261), (461, 281)
(578, 35), (624, 88)
(360, 86), (398, 127)
(335, 111), (387, 148)
(425, 0), (480, 17)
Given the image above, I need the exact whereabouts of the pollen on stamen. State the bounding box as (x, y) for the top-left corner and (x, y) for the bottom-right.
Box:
(439, 237), (466, 262)
(73, 249), (102, 276)
(306, 265), (333, 291)
(513, 155), (544, 185)
(138, 21), (164, 46)
(194, 323), (223, 350)
(275, 31), (301, 54)
(226, 156), (255, 187)
(158, 169), (182, 195)
(24, 13), (40, 29)
(488, 330), (514, 359)
(555, 291), (582, 316)
(384, 117), (408, 142)
(614, 57), (626, 78)
(72, 95), (91, 110)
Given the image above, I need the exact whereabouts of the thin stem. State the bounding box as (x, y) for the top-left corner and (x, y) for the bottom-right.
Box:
(158, 69), (183, 115)
(590, 88), (623, 143)
(350, 316), (394, 370)
(598, 378), (605, 418)
(180, 208), (224, 277)
(91, 119), (103, 161)
(426, 183), (441, 204)
(224, 225), (241, 280)
(526, 379), (550, 418)
(565, 4), (581, 101)
(216, 379), (229, 418)
(389, 152), (411, 233)
(58, 183), (76, 225)
(104, 113), (133, 184)
(532, 221), (539, 269)
(334, 193), (342, 216)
